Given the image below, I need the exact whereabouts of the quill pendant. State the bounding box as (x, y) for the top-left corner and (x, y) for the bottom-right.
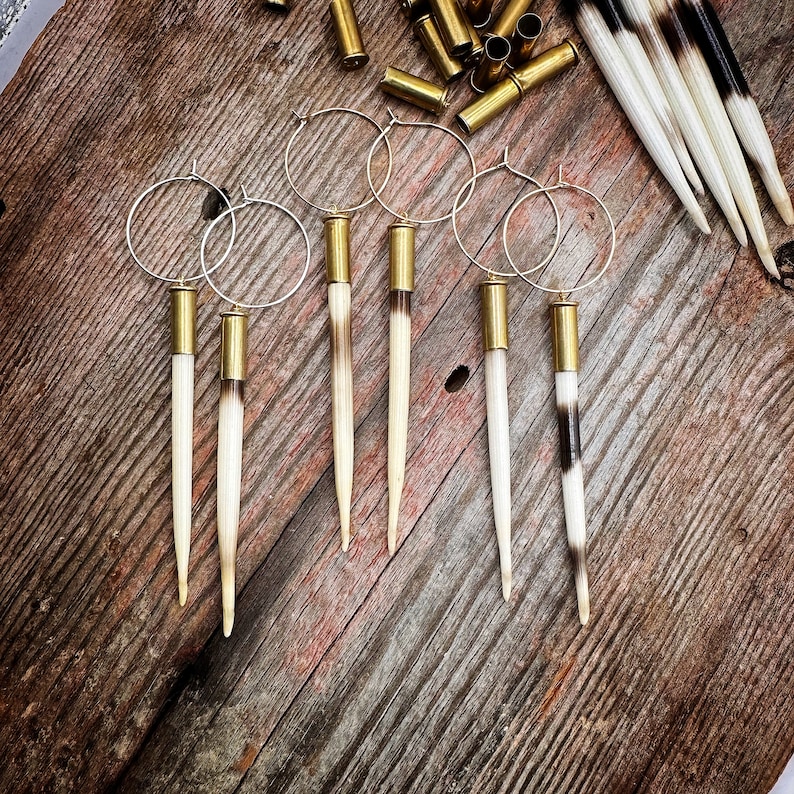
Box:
(217, 308), (248, 637)
(550, 300), (590, 625)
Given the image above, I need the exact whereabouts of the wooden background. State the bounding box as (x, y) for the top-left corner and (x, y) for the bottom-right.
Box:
(1, 0), (792, 791)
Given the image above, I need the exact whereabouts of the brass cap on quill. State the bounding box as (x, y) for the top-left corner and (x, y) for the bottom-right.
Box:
(389, 221), (416, 292)
(170, 284), (197, 355)
(220, 309), (249, 381)
(550, 300), (579, 372)
(324, 212), (351, 284)
(480, 278), (509, 350)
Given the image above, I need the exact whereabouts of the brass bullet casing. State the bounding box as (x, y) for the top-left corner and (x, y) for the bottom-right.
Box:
(329, 0), (369, 70)
(456, 39), (579, 133)
(428, 0), (471, 56)
(466, 0), (493, 28)
(389, 221), (416, 292)
(550, 300), (579, 372)
(490, 0), (534, 38)
(480, 278), (509, 351)
(380, 66), (449, 115)
(471, 34), (511, 93)
(324, 212), (352, 284)
(460, 8), (485, 68)
(220, 309), (249, 382)
(413, 13), (466, 83)
(264, 0), (290, 13)
(400, 0), (429, 19)
(170, 284), (197, 355)
(508, 12), (542, 68)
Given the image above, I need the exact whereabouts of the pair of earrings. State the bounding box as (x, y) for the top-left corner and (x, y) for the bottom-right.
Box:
(452, 156), (616, 625)
(126, 165), (310, 636)
(285, 106), (477, 557)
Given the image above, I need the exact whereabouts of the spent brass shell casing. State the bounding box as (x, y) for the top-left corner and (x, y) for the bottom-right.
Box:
(324, 212), (351, 284)
(389, 221), (416, 292)
(460, 8), (485, 68)
(380, 66), (449, 115)
(490, 0), (534, 38)
(428, 0), (472, 56)
(466, 0), (493, 28)
(413, 13), (466, 83)
(264, 0), (291, 12)
(220, 309), (249, 382)
(508, 12), (542, 68)
(480, 278), (509, 351)
(400, 0), (429, 19)
(550, 300), (579, 372)
(329, 0), (369, 70)
(170, 284), (196, 356)
(471, 34), (511, 93)
(456, 39), (579, 133)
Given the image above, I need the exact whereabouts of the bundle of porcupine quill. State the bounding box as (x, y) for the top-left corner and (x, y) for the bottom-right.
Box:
(566, 0), (792, 278)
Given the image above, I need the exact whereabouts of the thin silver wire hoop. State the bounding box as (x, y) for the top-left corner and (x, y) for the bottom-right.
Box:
(502, 177), (616, 295)
(284, 107), (394, 214)
(126, 162), (236, 284)
(200, 187), (311, 310)
(365, 109), (477, 225)
(451, 153), (561, 278)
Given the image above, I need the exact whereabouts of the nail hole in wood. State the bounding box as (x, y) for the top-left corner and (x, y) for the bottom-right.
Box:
(201, 187), (230, 221)
(773, 242), (794, 291)
(0, 199), (5, 219)
(445, 365), (470, 393)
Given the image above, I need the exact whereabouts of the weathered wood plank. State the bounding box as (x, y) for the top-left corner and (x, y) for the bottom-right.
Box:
(0, 0), (792, 792)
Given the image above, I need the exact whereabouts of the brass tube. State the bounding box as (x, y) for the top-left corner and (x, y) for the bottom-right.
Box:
(490, 0), (534, 38)
(413, 13), (466, 83)
(480, 278), (508, 351)
(428, 0), (472, 56)
(329, 0), (369, 70)
(455, 39), (579, 133)
(466, 0), (493, 28)
(220, 309), (249, 382)
(550, 300), (579, 372)
(380, 66), (449, 115)
(471, 34), (511, 93)
(508, 12), (542, 68)
(389, 221), (416, 292)
(460, 8), (485, 68)
(170, 284), (196, 355)
(324, 212), (351, 284)
(400, 0), (429, 19)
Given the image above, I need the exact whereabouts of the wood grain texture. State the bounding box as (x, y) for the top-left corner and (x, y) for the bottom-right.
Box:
(0, 0), (792, 792)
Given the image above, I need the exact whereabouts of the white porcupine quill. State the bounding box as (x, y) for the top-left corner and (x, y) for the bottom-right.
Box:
(172, 352), (193, 606)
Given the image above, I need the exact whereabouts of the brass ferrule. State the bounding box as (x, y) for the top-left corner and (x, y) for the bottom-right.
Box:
(380, 66), (449, 115)
(550, 300), (579, 372)
(170, 284), (197, 356)
(480, 278), (509, 351)
(413, 13), (466, 83)
(490, 0), (534, 38)
(510, 38), (579, 93)
(455, 39), (578, 134)
(460, 10), (485, 68)
(323, 212), (351, 284)
(329, 0), (369, 70)
(389, 221), (416, 292)
(220, 309), (249, 381)
(508, 12), (542, 68)
(264, 0), (291, 12)
(466, 0), (493, 28)
(455, 77), (522, 134)
(471, 34), (511, 92)
(400, 0), (429, 19)
(428, 0), (472, 56)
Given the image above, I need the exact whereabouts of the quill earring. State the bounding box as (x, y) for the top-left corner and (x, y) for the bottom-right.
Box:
(126, 162), (236, 606)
